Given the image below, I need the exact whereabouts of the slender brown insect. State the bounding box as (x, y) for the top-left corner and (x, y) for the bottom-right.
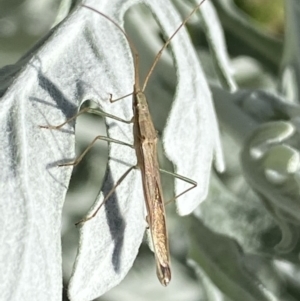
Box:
(41, 0), (206, 286)
(81, 1), (207, 286)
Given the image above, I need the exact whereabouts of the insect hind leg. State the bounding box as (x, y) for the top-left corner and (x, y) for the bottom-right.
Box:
(75, 165), (136, 225)
(159, 168), (197, 205)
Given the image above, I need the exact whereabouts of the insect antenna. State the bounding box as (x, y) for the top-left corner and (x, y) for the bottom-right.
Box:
(142, 0), (207, 92)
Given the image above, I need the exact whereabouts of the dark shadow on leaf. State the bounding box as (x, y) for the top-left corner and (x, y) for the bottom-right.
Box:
(110, 157), (133, 169)
(45, 159), (76, 169)
(37, 72), (77, 118)
(102, 167), (126, 273)
(43, 163), (70, 190)
(28, 57), (77, 119)
(42, 128), (74, 135)
(29, 96), (60, 108)
(6, 113), (19, 178)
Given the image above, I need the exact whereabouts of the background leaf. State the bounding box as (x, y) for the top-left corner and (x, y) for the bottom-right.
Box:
(3, 0), (300, 301)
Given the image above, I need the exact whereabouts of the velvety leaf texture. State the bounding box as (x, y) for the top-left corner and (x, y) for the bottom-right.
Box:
(3, 0), (300, 301)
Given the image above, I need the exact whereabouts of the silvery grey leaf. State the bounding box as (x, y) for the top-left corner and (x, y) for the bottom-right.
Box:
(162, 1), (224, 216)
(233, 90), (300, 123)
(0, 9), (77, 301)
(210, 85), (258, 144)
(280, 0), (300, 103)
(248, 122), (295, 160)
(197, 0), (237, 91)
(241, 121), (300, 217)
(188, 260), (228, 301)
(210, 87), (300, 255)
(197, 172), (277, 254)
(262, 145), (299, 181)
(273, 217), (299, 254)
(0, 0), (139, 300)
(241, 121), (300, 252)
(211, 86), (300, 144)
(189, 216), (282, 301)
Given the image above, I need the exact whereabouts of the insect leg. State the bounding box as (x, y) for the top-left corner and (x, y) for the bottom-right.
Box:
(159, 169), (197, 205)
(76, 165), (136, 224)
(40, 106), (133, 131)
(109, 92), (134, 103)
(59, 135), (133, 167)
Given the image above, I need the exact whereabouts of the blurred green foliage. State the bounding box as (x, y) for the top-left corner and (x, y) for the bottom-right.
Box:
(233, 0), (284, 35)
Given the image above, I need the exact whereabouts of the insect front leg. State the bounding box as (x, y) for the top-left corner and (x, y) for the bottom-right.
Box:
(59, 136), (134, 167)
(40, 104), (134, 167)
(40, 106), (133, 130)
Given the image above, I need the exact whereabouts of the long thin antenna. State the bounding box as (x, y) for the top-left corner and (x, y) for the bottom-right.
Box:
(82, 4), (141, 89)
(142, 0), (207, 92)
